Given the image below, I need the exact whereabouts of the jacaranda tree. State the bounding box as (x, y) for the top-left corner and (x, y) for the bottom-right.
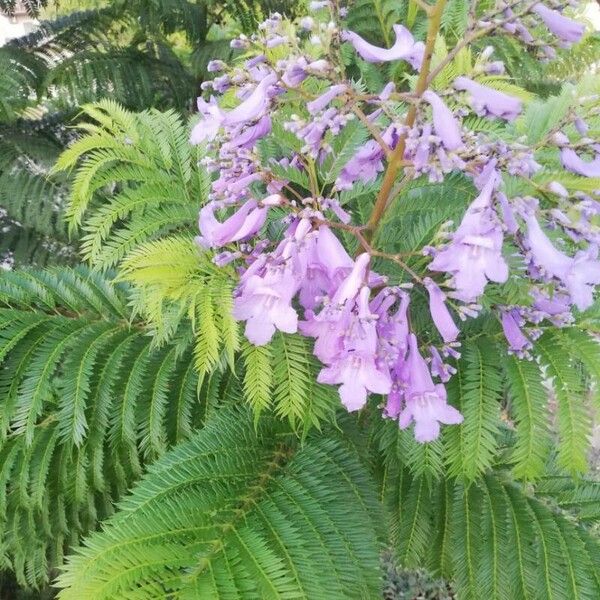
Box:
(2, 0), (600, 598)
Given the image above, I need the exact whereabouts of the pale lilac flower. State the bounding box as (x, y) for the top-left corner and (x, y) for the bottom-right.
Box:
(300, 253), (371, 362)
(190, 74), (277, 144)
(501, 309), (532, 356)
(224, 73), (277, 125)
(233, 218), (315, 344)
(379, 82), (395, 101)
(307, 84), (346, 114)
(233, 265), (299, 345)
(190, 97), (224, 144)
(336, 125), (399, 189)
(384, 387), (402, 418)
(300, 17), (314, 30)
(548, 180), (569, 198)
(397, 334), (463, 442)
(266, 35), (287, 48)
(207, 60), (226, 72)
(422, 90), (462, 151)
(424, 278), (459, 343)
(533, 4), (585, 45)
(524, 212), (600, 310)
(497, 192), (518, 234)
(298, 226), (353, 309)
(197, 200), (267, 248)
(454, 77), (522, 121)
(230, 115), (272, 149)
(560, 148), (600, 178)
(429, 346), (456, 382)
(316, 287), (392, 411)
(484, 61), (505, 75)
(574, 118), (589, 135)
(282, 58), (308, 87)
(428, 170), (509, 301)
(342, 24), (425, 70)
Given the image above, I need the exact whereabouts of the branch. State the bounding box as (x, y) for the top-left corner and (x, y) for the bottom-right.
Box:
(364, 0), (448, 239)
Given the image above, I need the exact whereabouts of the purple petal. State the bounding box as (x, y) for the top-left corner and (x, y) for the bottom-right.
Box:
(560, 148), (600, 178)
(307, 84), (347, 115)
(422, 90), (462, 150)
(424, 278), (459, 343)
(533, 4), (585, 44)
(342, 24), (424, 69)
(454, 77), (522, 121)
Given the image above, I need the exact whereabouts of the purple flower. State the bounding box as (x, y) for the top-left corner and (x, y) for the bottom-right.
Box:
(207, 60), (226, 72)
(336, 125), (399, 189)
(298, 226), (353, 309)
(422, 90), (462, 150)
(225, 73), (277, 124)
(233, 218), (316, 344)
(342, 24), (425, 70)
(190, 97), (224, 144)
(300, 253), (371, 362)
(397, 334), (463, 442)
(197, 200), (267, 248)
(532, 290), (572, 325)
(424, 278), (459, 343)
(428, 171), (509, 301)
(429, 346), (456, 382)
(501, 309), (532, 356)
(307, 84), (346, 114)
(229, 115), (272, 149)
(560, 148), (600, 178)
(282, 58), (308, 87)
(316, 287), (392, 411)
(524, 212), (600, 310)
(190, 74), (277, 144)
(233, 265), (299, 345)
(497, 192), (518, 234)
(454, 77), (522, 121)
(533, 4), (585, 44)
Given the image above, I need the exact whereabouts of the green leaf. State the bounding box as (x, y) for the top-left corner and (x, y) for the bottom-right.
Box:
(56, 408), (384, 599)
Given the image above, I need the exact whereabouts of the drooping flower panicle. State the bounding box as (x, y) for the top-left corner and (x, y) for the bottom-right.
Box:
(189, 6), (595, 444)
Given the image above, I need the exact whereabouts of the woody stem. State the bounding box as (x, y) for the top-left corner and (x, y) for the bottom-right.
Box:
(363, 0), (448, 240)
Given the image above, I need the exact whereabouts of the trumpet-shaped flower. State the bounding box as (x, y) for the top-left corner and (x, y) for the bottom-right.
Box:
(560, 148), (600, 178)
(428, 170), (508, 301)
(422, 90), (462, 150)
(533, 4), (585, 44)
(197, 200), (267, 248)
(191, 73), (277, 144)
(424, 278), (459, 343)
(454, 77), (522, 121)
(397, 334), (463, 442)
(342, 24), (424, 69)
(524, 212), (600, 310)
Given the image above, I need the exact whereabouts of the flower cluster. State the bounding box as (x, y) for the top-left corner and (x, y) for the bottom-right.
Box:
(191, 1), (594, 442)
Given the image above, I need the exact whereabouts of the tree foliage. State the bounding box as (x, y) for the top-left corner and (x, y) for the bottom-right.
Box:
(0, 1), (600, 598)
